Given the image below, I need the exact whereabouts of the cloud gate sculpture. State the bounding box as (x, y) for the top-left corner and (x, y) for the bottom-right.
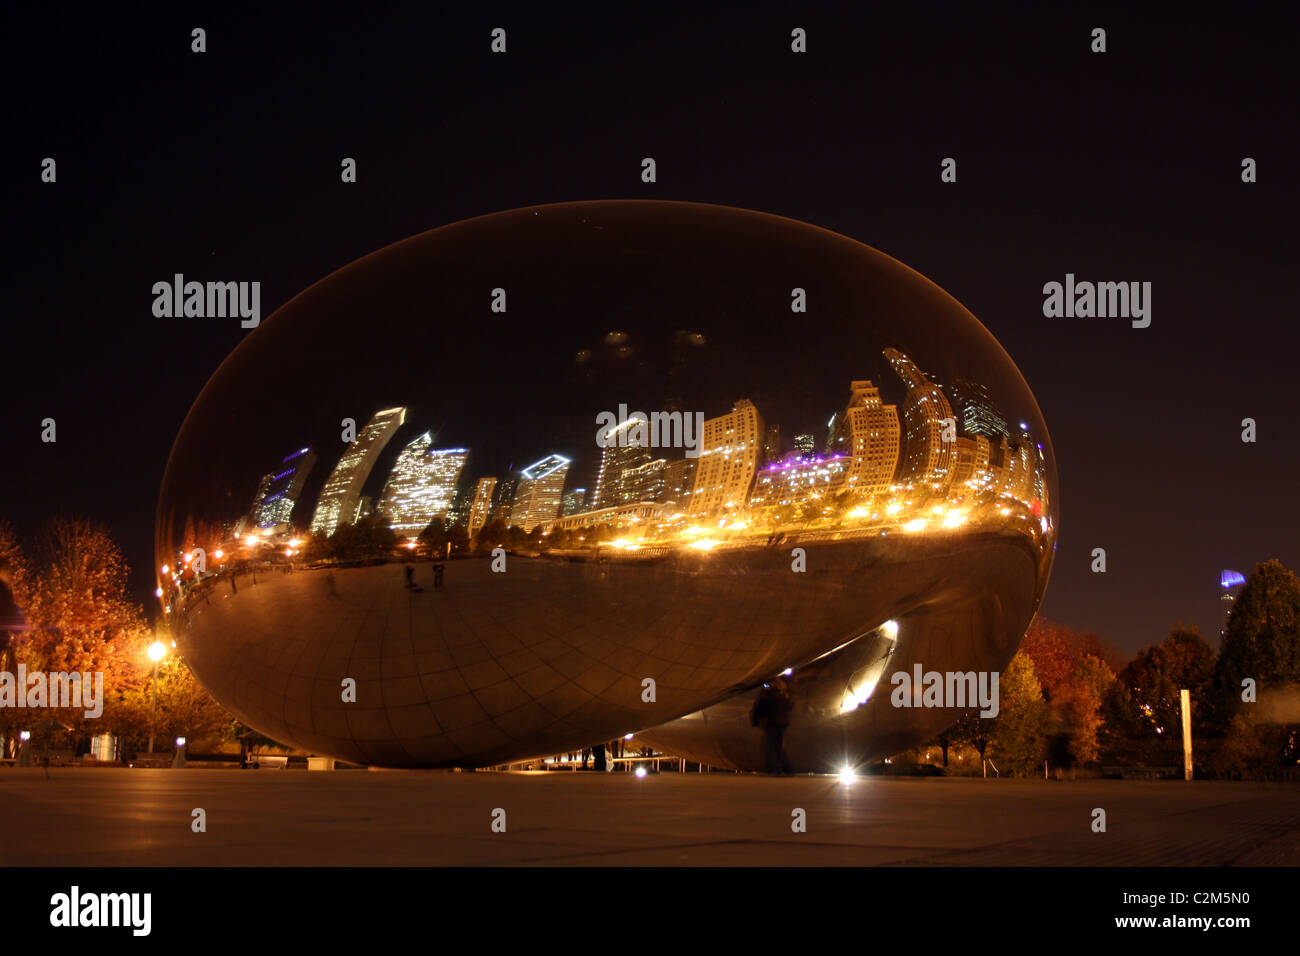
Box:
(156, 199), (1057, 772)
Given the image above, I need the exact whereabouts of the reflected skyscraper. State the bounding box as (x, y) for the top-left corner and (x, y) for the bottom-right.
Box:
(487, 477), (517, 526)
(466, 477), (498, 538)
(762, 423), (782, 466)
(949, 435), (992, 490)
(883, 348), (955, 489)
(950, 377), (1011, 444)
(508, 454), (571, 530)
(829, 380), (900, 499)
(253, 447), (318, 529)
(689, 399), (764, 515)
(380, 435), (468, 538)
(310, 406), (407, 537)
(661, 457), (697, 507)
(560, 487), (588, 516)
(592, 416), (650, 509)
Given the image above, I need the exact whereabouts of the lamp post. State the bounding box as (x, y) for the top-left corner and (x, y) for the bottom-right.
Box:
(146, 640), (166, 754)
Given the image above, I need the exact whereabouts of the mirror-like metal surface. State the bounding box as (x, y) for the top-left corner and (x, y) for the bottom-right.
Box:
(156, 200), (1057, 769)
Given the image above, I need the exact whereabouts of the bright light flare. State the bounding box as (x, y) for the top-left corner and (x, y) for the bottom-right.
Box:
(634, 767), (647, 778)
(838, 766), (856, 784)
(148, 641), (167, 662)
(941, 510), (969, 529)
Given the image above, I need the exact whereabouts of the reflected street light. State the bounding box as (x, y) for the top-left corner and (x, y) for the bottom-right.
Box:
(147, 641), (167, 755)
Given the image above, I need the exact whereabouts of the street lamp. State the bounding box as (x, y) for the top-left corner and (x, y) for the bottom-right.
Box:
(147, 640), (167, 755)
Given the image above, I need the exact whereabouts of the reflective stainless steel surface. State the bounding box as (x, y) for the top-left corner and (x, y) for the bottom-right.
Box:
(157, 199), (1057, 768)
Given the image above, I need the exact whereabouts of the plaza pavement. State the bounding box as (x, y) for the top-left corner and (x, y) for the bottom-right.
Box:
(0, 769), (1296, 866)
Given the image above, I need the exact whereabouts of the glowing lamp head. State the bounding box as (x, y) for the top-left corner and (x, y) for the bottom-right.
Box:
(634, 767), (647, 778)
(148, 641), (167, 662)
(838, 766), (856, 784)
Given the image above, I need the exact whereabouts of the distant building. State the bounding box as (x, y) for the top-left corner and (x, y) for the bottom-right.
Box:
(592, 415), (651, 509)
(251, 447), (318, 529)
(444, 462), (478, 528)
(883, 349), (954, 489)
(247, 473), (274, 526)
(949, 435), (992, 489)
(561, 487), (588, 517)
(380, 434), (468, 538)
(488, 477), (517, 526)
(467, 477), (498, 538)
(623, 458), (666, 504)
(660, 458), (698, 508)
(509, 455), (572, 531)
(828, 381), (900, 499)
(750, 453), (849, 509)
(689, 399), (764, 515)
(1220, 570), (1247, 634)
(545, 501), (666, 535)
(793, 433), (816, 459)
(949, 377), (1011, 443)
(762, 424), (782, 466)
(310, 407), (407, 537)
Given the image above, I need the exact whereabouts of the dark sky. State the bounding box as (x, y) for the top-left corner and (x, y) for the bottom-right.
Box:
(4, 5), (1297, 656)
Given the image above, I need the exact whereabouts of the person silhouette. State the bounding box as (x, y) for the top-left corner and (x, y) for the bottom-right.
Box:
(751, 677), (795, 774)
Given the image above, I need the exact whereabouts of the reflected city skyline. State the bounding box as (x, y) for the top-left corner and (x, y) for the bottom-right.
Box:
(163, 343), (1050, 572)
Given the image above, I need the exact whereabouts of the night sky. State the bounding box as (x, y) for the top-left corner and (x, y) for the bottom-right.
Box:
(5, 5), (1297, 655)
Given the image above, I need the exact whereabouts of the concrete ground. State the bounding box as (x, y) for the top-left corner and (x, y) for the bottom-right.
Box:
(0, 768), (1296, 866)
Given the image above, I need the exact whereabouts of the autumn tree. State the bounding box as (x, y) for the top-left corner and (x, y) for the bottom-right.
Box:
(116, 654), (235, 753)
(0, 518), (154, 752)
(1057, 654), (1116, 766)
(990, 652), (1049, 775)
(0, 518), (235, 758)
